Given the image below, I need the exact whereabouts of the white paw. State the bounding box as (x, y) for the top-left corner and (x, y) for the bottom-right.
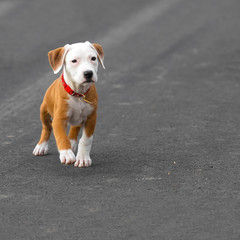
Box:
(59, 149), (76, 165)
(33, 142), (49, 156)
(74, 155), (92, 168)
(70, 139), (77, 152)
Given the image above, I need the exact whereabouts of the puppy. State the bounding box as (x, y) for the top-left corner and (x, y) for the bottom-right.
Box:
(33, 41), (105, 167)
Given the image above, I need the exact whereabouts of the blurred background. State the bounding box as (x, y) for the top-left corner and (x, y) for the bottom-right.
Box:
(1, 0), (240, 239)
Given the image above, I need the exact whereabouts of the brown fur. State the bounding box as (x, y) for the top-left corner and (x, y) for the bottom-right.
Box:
(37, 77), (98, 150)
(48, 47), (66, 73)
(92, 43), (104, 67)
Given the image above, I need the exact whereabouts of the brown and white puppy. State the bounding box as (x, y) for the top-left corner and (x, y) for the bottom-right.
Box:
(33, 41), (105, 167)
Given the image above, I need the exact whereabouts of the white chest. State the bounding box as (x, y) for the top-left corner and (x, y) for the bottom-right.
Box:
(67, 96), (94, 126)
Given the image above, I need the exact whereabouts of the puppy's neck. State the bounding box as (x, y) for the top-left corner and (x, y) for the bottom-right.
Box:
(63, 68), (91, 95)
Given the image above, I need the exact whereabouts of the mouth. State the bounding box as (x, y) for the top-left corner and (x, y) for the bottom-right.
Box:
(81, 79), (94, 85)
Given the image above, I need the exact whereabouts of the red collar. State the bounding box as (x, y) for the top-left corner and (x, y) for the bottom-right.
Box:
(61, 74), (91, 97)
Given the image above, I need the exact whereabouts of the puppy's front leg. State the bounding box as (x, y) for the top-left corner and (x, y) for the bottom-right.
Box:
(68, 125), (81, 152)
(52, 118), (76, 165)
(74, 130), (93, 168)
(75, 111), (96, 168)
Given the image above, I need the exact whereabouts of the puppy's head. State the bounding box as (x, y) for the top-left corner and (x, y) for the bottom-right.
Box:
(48, 41), (105, 85)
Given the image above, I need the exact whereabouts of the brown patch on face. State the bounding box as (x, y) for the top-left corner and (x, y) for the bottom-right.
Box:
(92, 43), (104, 66)
(48, 47), (66, 73)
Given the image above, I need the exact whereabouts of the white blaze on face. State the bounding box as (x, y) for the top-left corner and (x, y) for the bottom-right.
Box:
(64, 42), (99, 85)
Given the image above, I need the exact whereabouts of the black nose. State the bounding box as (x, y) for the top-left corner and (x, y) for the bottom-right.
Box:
(84, 70), (93, 80)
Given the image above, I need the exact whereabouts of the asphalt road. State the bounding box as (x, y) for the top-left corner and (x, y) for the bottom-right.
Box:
(1, 0), (240, 239)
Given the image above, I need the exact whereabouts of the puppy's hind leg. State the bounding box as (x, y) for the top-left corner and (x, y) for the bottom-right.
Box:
(33, 103), (52, 156)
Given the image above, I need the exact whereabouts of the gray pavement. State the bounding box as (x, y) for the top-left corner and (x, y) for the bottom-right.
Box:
(0, 0), (240, 239)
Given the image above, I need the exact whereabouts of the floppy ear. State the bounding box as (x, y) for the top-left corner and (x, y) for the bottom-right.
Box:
(92, 43), (105, 69)
(48, 44), (70, 74)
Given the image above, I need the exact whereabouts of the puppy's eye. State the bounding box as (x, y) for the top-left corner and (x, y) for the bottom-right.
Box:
(71, 59), (77, 63)
(91, 57), (96, 61)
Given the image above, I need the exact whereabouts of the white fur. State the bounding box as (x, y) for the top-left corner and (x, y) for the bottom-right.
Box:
(75, 130), (93, 168)
(64, 43), (97, 167)
(59, 149), (76, 165)
(67, 96), (93, 126)
(33, 142), (49, 156)
(63, 42), (99, 88)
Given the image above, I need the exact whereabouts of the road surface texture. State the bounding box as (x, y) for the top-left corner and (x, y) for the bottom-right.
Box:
(0, 0), (240, 239)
